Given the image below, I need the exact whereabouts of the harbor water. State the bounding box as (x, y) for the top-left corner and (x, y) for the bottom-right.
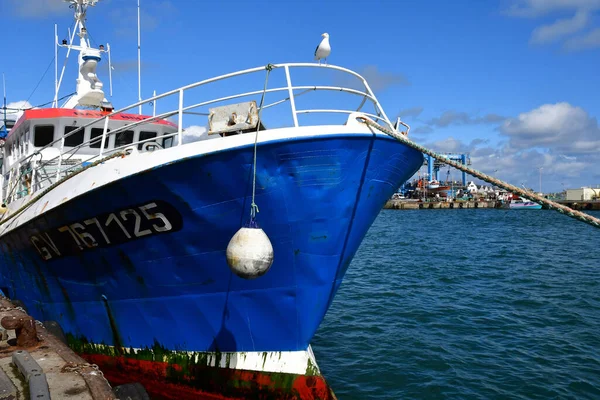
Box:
(313, 209), (600, 399)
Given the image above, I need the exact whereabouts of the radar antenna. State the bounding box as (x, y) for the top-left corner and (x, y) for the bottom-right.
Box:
(54, 0), (109, 109)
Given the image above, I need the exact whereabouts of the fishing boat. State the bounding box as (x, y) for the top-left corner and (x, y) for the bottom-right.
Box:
(426, 180), (451, 198)
(502, 194), (542, 209)
(0, 1), (423, 398)
(507, 198), (542, 210)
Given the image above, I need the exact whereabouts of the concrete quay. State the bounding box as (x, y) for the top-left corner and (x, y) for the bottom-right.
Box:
(550, 200), (600, 210)
(384, 199), (600, 210)
(0, 297), (119, 400)
(384, 199), (499, 210)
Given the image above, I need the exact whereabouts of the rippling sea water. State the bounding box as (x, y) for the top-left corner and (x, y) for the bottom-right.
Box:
(313, 209), (600, 400)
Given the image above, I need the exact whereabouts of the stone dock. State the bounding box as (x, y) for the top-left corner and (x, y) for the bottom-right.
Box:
(384, 199), (600, 210)
(384, 199), (499, 210)
(0, 297), (129, 400)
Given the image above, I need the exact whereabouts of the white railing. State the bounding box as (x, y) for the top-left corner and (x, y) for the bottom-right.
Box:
(2, 63), (399, 205)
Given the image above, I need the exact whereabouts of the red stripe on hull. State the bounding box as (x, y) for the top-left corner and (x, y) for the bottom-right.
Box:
(82, 353), (335, 400)
(9, 108), (176, 137)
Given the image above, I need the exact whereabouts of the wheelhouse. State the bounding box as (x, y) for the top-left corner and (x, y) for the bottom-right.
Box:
(1, 109), (177, 204)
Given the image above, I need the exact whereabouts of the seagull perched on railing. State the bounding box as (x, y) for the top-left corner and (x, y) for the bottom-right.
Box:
(314, 33), (331, 65)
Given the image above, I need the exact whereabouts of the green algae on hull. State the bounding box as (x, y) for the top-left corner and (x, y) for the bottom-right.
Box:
(66, 334), (324, 396)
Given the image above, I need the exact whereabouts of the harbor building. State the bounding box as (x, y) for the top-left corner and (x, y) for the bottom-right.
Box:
(566, 187), (600, 201)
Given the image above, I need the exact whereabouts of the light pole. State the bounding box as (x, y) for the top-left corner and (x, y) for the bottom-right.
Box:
(538, 167), (543, 194)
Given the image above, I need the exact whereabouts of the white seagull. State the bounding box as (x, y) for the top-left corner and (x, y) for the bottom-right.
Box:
(314, 33), (331, 65)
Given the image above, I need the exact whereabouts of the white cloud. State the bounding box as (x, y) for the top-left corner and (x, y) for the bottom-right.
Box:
(411, 111), (504, 134)
(530, 10), (589, 44)
(506, 0), (600, 17)
(427, 111), (505, 127)
(397, 106), (424, 119)
(427, 137), (470, 153)
(423, 137), (600, 191)
(507, 0), (600, 51)
(500, 102), (600, 153)
(416, 103), (600, 191)
(502, 102), (588, 135)
(337, 65), (409, 93)
(7, 0), (70, 18)
(563, 27), (600, 50)
(412, 126), (434, 134)
(359, 66), (409, 92)
(4, 100), (33, 121)
(182, 125), (209, 144)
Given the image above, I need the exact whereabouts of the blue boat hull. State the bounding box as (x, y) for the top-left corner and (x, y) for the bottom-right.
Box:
(0, 134), (422, 355)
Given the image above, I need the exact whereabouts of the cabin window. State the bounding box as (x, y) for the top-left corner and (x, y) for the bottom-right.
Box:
(138, 131), (157, 150)
(115, 130), (134, 148)
(34, 125), (55, 147)
(90, 128), (110, 149)
(163, 137), (174, 148)
(64, 126), (84, 147)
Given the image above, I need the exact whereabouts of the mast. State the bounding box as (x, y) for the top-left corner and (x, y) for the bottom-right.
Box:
(59, 0), (106, 109)
(54, 24), (58, 108)
(1, 73), (6, 139)
(137, 0), (142, 114)
(107, 43), (113, 97)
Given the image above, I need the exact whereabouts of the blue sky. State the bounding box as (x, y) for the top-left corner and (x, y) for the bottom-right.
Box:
(1, 0), (599, 192)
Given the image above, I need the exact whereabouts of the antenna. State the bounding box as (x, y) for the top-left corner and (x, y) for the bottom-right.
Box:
(56, 25), (78, 104)
(54, 24), (58, 107)
(137, 0), (142, 114)
(2, 73), (6, 138)
(107, 43), (113, 97)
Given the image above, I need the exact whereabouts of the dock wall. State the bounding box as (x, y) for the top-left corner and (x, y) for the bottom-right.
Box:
(384, 200), (499, 210)
(383, 200), (600, 210)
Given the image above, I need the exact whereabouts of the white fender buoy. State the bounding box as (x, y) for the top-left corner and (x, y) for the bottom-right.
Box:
(226, 227), (274, 279)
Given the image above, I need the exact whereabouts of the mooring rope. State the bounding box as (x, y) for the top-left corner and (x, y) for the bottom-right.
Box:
(249, 64), (274, 223)
(358, 117), (600, 229)
(0, 151), (126, 229)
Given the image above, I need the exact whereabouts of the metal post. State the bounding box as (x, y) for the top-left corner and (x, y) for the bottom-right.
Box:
(6, 169), (12, 204)
(461, 154), (467, 187)
(54, 24), (58, 108)
(427, 154), (433, 183)
(107, 43), (113, 97)
(99, 116), (109, 156)
(178, 89), (184, 146)
(2, 73), (6, 135)
(55, 137), (65, 182)
(56, 22), (78, 106)
(153, 90), (156, 117)
(284, 65), (299, 127)
(137, 0), (142, 115)
(31, 159), (37, 195)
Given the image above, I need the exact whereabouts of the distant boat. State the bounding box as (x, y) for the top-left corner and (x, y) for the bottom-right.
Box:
(427, 180), (440, 189)
(427, 180), (450, 190)
(507, 198), (542, 210)
(426, 180), (451, 197)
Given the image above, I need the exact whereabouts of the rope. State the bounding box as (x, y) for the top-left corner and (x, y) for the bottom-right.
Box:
(24, 56), (56, 107)
(358, 117), (600, 230)
(249, 64), (274, 223)
(0, 151), (126, 228)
